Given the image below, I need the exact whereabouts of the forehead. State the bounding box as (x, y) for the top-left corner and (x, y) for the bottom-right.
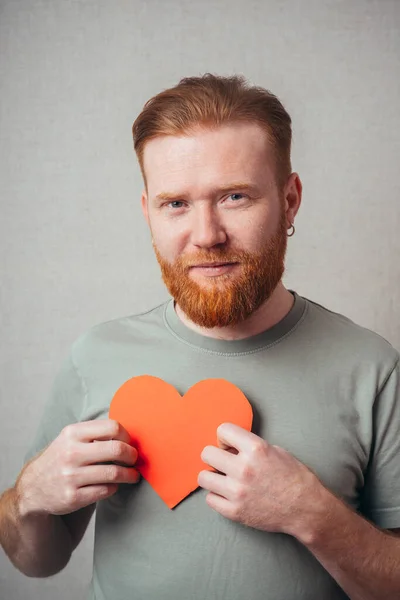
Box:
(143, 122), (275, 198)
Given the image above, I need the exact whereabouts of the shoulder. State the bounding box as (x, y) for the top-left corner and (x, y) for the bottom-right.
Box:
(69, 299), (170, 361)
(300, 293), (399, 370)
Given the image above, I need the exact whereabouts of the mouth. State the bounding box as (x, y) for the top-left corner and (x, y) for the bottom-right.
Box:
(188, 262), (240, 276)
(190, 262), (237, 268)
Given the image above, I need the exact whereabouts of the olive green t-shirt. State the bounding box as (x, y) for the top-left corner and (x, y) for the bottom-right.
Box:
(23, 291), (400, 600)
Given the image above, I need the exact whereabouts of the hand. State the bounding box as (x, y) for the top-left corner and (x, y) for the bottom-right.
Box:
(198, 423), (321, 535)
(16, 420), (140, 517)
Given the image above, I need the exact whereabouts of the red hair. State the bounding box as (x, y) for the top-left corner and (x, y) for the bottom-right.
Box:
(132, 73), (292, 190)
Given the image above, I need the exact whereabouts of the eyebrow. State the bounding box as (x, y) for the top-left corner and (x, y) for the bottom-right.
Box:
(154, 182), (261, 202)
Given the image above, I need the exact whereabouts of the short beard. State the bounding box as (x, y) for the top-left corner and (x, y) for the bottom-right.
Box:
(153, 209), (288, 328)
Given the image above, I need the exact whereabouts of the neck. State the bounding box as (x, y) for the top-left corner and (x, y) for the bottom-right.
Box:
(174, 282), (294, 341)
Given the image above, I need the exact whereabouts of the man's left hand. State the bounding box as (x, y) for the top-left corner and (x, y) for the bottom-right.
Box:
(198, 422), (325, 535)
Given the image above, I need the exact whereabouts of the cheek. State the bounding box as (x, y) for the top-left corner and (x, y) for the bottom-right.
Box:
(152, 223), (187, 262)
(227, 216), (266, 250)
(243, 206), (282, 246)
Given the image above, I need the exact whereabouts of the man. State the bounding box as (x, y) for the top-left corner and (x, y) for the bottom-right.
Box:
(1, 73), (399, 600)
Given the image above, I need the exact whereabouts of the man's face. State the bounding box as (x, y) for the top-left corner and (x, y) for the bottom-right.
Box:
(141, 122), (289, 328)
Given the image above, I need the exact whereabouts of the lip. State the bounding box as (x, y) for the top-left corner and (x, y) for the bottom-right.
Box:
(191, 262), (235, 268)
(189, 262), (239, 277)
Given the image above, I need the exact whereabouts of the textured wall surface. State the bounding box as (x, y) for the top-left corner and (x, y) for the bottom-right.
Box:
(1, 1), (399, 598)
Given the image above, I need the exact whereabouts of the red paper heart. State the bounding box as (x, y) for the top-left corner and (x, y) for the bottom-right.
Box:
(109, 375), (253, 508)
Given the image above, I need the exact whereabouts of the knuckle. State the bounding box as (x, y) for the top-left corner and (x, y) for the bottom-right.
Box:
(109, 420), (121, 439)
(64, 486), (78, 505)
(233, 483), (247, 502)
(238, 462), (253, 481)
(62, 424), (75, 441)
(99, 485), (113, 498)
(60, 466), (75, 482)
(229, 505), (242, 521)
(64, 445), (78, 465)
(104, 464), (119, 482)
(249, 440), (267, 456)
(109, 440), (124, 459)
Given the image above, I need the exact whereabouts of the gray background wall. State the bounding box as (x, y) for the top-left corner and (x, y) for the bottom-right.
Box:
(1, 0), (399, 598)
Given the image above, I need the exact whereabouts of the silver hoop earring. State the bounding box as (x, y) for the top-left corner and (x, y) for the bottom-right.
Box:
(287, 223), (295, 237)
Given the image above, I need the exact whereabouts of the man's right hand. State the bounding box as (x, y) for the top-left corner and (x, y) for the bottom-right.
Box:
(16, 419), (140, 517)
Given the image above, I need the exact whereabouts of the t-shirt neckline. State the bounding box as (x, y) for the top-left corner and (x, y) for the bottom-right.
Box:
(163, 290), (307, 355)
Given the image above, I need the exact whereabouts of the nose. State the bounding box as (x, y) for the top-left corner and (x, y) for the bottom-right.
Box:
(190, 204), (227, 248)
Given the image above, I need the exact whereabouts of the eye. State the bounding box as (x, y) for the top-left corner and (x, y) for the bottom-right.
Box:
(227, 193), (248, 203)
(167, 201), (185, 209)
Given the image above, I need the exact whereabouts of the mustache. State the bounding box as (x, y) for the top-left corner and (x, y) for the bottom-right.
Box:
(176, 249), (252, 269)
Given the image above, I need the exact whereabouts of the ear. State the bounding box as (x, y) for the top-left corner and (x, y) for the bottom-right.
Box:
(141, 191), (149, 225)
(283, 172), (302, 227)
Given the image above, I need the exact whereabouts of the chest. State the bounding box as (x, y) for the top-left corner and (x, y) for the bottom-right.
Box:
(82, 351), (374, 510)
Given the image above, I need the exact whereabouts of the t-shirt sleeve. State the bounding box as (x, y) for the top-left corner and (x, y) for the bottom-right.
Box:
(23, 345), (87, 465)
(360, 357), (400, 529)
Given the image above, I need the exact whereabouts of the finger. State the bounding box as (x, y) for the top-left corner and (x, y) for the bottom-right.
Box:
(67, 419), (132, 445)
(205, 491), (235, 519)
(55, 484), (119, 513)
(201, 445), (237, 477)
(217, 423), (266, 454)
(74, 464), (141, 487)
(80, 440), (138, 467)
(216, 442), (239, 455)
(197, 470), (235, 500)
